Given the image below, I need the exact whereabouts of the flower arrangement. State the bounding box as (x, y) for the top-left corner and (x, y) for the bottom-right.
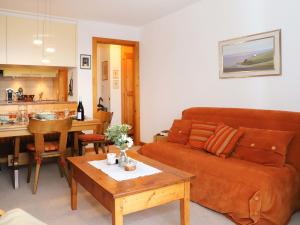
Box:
(105, 124), (133, 150)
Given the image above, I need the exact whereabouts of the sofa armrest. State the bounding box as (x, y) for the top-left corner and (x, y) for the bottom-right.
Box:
(249, 191), (262, 223)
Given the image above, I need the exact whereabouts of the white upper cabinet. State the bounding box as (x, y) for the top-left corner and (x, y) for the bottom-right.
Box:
(7, 16), (43, 65)
(45, 21), (77, 67)
(0, 15), (6, 64)
(6, 15), (76, 67)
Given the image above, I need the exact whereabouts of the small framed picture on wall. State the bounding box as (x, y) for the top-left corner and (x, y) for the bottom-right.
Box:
(102, 61), (108, 80)
(80, 54), (91, 69)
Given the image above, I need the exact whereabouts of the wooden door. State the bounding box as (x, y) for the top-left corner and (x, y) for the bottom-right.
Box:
(92, 37), (140, 144)
(121, 46), (135, 136)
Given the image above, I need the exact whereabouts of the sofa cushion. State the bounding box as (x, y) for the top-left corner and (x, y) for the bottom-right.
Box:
(189, 121), (217, 149)
(204, 124), (243, 157)
(78, 134), (105, 142)
(167, 120), (192, 144)
(26, 141), (59, 152)
(233, 127), (295, 167)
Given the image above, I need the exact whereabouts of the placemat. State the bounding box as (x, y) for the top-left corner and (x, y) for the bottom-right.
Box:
(88, 159), (161, 181)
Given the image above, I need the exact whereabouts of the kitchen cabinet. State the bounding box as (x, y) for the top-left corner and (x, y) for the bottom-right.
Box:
(53, 69), (68, 101)
(7, 16), (43, 66)
(1, 66), (57, 77)
(0, 15), (6, 64)
(6, 15), (76, 67)
(45, 21), (77, 67)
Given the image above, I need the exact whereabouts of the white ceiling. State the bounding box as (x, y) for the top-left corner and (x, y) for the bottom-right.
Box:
(0, 0), (200, 26)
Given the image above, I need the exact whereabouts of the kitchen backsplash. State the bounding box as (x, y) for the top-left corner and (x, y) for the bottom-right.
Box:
(0, 77), (57, 101)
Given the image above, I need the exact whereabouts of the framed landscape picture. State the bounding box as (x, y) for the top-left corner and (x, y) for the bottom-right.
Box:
(219, 30), (281, 78)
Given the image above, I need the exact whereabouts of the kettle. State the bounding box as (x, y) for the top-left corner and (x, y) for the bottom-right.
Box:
(6, 88), (14, 102)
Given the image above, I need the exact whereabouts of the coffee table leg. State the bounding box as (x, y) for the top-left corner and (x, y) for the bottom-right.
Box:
(71, 173), (77, 210)
(113, 198), (123, 225)
(180, 181), (190, 225)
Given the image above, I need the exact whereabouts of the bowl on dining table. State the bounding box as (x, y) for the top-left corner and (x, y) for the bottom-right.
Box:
(0, 114), (9, 124)
(36, 112), (57, 120)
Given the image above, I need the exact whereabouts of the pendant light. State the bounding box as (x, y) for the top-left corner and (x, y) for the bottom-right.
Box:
(45, 0), (56, 53)
(46, 47), (55, 53)
(41, 0), (50, 64)
(33, 0), (42, 45)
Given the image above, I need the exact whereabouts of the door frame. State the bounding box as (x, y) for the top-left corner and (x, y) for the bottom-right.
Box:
(92, 37), (140, 144)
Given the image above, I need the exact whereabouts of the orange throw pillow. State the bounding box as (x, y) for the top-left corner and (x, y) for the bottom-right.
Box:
(233, 127), (295, 167)
(204, 124), (243, 157)
(189, 121), (218, 149)
(167, 120), (192, 144)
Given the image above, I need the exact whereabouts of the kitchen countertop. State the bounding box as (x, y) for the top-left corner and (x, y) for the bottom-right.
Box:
(0, 100), (77, 105)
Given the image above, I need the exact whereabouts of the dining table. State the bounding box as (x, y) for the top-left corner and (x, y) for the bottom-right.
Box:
(0, 118), (102, 189)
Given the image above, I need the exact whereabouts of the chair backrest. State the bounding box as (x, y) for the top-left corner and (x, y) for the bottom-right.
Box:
(28, 118), (72, 153)
(94, 110), (113, 134)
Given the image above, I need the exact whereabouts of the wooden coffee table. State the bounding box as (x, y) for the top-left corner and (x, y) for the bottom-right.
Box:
(68, 150), (194, 225)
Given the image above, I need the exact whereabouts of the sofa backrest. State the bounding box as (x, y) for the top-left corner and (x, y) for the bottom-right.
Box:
(182, 107), (300, 174)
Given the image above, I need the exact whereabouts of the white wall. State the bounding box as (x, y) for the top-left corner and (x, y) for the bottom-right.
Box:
(76, 20), (140, 118)
(109, 45), (122, 125)
(98, 44), (110, 111)
(95, 44), (122, 125)
(140, 0), (300, 142)
(96, 45), (103, 104)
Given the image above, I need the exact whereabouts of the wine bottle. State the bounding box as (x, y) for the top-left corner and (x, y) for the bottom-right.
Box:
(76, 97), (84, 121)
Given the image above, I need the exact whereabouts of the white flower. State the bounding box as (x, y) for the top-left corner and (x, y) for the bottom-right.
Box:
(127, 137), (133, 148)
(105, 124), (133, 148)
(121, 134), (127, 141)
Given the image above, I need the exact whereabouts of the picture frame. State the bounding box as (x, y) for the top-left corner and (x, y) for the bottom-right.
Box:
(219, 30), (281, 79)
(113, 80), (119, 89)
(102, 61), (108, 81)
(112, 70), (119, 79)
(80, 54), (91, 69)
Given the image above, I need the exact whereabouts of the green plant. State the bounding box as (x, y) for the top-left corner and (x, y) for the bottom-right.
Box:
(105, 124), (133, 150)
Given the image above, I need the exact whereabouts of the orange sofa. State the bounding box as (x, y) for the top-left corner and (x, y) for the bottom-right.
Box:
(140, 107), (300, 225)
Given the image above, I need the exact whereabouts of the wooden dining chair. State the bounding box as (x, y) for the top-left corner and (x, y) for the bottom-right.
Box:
(26, 118), (72, 194)
(77, 110), (113, 155)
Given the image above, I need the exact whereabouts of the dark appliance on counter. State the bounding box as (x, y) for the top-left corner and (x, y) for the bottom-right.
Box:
(6, 88), (14, 103)
(16, 94), (35, 102)
(15, 87), (34, 102)
(97, 97), (107, 112)
(22, 95), (35, 102)
(16, 87), (23, 100)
